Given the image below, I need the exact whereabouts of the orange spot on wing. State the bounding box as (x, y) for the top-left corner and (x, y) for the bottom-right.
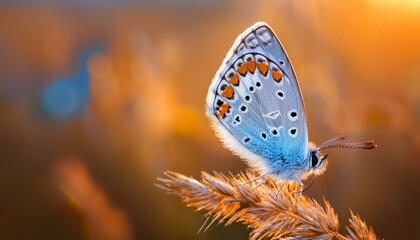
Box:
(257, 62), (268, 76)
(247, 59), (256, 74)
(272, 69), (283, 82)
(221, 85), (234, 99)
(217, 103), (231, 119)
(229, 74), (239, 86)
(237, 63), (248, 76)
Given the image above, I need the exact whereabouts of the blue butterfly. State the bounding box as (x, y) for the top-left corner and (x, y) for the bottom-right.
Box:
(206, 22), (376, 189)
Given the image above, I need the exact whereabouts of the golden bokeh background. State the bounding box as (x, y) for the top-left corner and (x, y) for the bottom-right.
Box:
(1, 0), (420, 239)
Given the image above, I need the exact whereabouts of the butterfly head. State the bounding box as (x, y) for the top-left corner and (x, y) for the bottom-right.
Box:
(303, 135), (377, 179)
(303, 142), (329, 179)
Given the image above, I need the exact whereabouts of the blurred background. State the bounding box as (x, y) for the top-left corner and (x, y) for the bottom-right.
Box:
(1, 0), (420, 239)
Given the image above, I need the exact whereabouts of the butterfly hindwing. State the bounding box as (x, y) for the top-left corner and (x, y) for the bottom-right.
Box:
(206, 22), (309, 175)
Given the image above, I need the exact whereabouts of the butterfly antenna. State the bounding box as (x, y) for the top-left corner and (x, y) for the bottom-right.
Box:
(238, 173), (267, 187)
(317, 139), (377, 151)
(317, 135), (347, 149)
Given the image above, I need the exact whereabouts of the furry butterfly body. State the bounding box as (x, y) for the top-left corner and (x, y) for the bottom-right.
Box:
(206, 22), (376, 186)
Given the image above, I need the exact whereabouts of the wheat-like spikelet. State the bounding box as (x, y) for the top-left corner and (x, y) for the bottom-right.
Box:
(157, 170), (379, 240)
(346, 211), (378, 240)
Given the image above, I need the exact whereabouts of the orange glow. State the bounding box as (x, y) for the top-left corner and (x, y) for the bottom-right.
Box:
(1, 2), (420, 239)
(54, 159), (133, 240)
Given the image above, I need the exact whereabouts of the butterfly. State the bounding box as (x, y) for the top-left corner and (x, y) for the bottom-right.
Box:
(206, 22), (376, 189)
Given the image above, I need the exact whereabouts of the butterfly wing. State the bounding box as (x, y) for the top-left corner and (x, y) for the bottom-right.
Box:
(206, 22), (309, 177)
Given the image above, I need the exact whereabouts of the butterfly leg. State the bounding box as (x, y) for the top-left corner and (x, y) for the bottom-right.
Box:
(251, 179), (267, 191)
(238, 173), (267, 187)
(291, 178), (304, 208)
(293, 178), (304, 197)
(275, 181), (286, 200)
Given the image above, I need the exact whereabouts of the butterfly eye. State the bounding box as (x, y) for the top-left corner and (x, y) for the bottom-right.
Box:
(311, 152), (319, 168)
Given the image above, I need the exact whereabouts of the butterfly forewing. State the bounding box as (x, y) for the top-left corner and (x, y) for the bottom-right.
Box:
(206, 22), (308, 174)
